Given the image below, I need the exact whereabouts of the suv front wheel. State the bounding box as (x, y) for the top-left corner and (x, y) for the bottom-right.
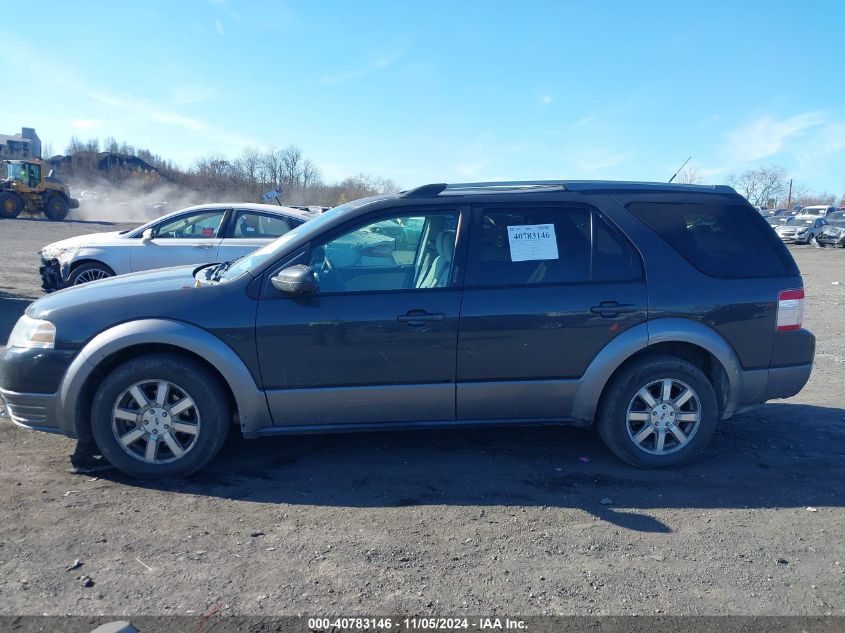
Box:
(90, 353), (231, 478)
(597, 355), (717, 468)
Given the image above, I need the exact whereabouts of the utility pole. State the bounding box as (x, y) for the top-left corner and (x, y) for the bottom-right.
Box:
(786, 179), (793, 211)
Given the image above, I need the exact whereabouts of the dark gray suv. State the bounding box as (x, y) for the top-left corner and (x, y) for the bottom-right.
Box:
(0, 181), (815, 478)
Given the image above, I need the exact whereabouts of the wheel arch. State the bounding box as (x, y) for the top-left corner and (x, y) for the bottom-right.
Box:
(69, 259), (117, 276)
(58, 319), (269, 440)
(573, 318), (745, 423)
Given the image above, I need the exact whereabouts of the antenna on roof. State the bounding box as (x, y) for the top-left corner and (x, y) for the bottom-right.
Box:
(668, 156), (692, 183)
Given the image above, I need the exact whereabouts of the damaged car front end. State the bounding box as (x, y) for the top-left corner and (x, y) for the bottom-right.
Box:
(816, 212), (845, 248)
(39, 246), (78, 291)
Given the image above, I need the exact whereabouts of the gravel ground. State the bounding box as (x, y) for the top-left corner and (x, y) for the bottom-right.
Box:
(0, 216), (843, 617)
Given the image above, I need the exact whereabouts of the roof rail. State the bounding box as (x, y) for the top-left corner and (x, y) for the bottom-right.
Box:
(447, 180), (567, 191)
(401, 180), (567, 198)
(399, 180), (736, 198)
(401, 183), (448, 198)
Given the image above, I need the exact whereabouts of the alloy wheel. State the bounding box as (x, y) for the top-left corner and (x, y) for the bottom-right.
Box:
(111, 379), (201, 464)
(74, 269), (111, 284)
(626, 378), (702, 456)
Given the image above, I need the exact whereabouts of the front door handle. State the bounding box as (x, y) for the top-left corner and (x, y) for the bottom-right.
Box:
(590, 302), (637, 318)
(191, 243), (214, 249)
(397, 310), (447, 326)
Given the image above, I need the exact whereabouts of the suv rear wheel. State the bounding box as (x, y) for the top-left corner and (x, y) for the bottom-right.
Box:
(597, 355), (717, 468)
(90, 353), (231, 478)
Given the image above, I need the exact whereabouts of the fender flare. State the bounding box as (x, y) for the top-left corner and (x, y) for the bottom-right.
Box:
(571, 318), (745, 422)
(57, 319), (269, 437)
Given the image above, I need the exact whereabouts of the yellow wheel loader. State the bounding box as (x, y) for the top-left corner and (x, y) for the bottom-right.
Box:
(0, 159), (79, 221)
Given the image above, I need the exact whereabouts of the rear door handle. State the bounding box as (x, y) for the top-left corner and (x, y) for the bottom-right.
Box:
(397, 310), (447, 326)
(590, 302), (637, 318)
(191, 243), (214, 249)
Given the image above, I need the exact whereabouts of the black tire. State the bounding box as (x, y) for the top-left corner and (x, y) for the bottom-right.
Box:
(43, 194), (69, 221)
(67, 261), (115, 286)
(90, 353), (231, 479)
(596, 355), (718, 468)
(0, 191), (24, 219)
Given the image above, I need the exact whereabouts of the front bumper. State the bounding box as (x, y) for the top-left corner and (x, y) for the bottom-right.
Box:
(817, 234), (845, 246)
(0, 388), (63, 434)
(777, 234), (809, 243)
(0, 344), (77, 436)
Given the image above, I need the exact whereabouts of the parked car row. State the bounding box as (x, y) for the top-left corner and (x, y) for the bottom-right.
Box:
(766, 211), (845, 247)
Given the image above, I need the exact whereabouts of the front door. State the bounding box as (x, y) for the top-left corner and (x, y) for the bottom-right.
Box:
(457, 202), (647, 420)
(131, 208), (227, 272)
(255, 206), (466, 427)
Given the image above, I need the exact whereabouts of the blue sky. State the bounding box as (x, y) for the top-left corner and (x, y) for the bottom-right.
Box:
(2, 0), (843, 194)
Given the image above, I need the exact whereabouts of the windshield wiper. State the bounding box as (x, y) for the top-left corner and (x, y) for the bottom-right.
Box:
(211, 256), (244, 282)
(211, 261), (232, 282)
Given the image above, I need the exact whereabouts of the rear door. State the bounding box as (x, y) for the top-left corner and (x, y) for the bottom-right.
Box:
(457, 202), (647, 420)
(217, 209), (300, 263)
(130, 208), (228, 272)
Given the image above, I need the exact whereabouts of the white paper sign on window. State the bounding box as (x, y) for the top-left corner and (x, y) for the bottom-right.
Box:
(507, 224), (559, 262)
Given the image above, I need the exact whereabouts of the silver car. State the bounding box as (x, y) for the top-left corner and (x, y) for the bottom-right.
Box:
(774, 216), (826, 244)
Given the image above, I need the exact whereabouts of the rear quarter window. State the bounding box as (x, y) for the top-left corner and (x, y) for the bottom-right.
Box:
(627, 202), (796, 278)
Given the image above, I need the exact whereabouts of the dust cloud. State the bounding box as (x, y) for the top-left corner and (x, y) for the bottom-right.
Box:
(66, 179), (208, 223)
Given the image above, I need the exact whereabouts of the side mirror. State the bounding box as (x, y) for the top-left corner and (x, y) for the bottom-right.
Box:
(142, 228), (154, 242)
(271, 265), (317, 296)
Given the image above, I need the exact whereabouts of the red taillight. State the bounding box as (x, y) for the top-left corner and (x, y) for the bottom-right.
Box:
(776, 289), (804, 331)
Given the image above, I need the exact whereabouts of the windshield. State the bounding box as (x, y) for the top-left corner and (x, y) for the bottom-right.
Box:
(6, 163), (24, 180)
(217, 196), (387, 282)
(785, 218), (816, 226)
(826, 212), (845, 226)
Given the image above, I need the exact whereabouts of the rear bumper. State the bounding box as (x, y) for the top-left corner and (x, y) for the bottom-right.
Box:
(729, 328), (815, 417)
(764, 363), (813, 400)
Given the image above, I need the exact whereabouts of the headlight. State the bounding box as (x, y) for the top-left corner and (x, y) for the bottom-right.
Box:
(41, 246), (78, 262)
(7, 315), (56, 349)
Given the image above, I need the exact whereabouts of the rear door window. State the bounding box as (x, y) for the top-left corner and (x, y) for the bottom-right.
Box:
(627, 202), (795, 278)
(468, 205), (641, 286)
(232, 211), (292, 238)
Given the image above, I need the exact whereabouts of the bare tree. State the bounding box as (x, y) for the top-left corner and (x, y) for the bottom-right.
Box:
(104, 137), (120, 154)
(676, 165), (704, 185)
(65, 136), (84, 156)
(727, 166), (787, 207)
(793, 191), (836, 207)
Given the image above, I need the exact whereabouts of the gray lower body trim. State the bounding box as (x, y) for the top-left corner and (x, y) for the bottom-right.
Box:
(457, 379), (579, 420)
(266, 383), (454, 426)
(246, 416), (588, 438)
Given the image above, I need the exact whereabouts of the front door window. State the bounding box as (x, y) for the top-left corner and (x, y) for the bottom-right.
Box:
(309, 211), (457, 294)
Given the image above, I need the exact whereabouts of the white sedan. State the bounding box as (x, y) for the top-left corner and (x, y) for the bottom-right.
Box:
(39, 203), (313, 290)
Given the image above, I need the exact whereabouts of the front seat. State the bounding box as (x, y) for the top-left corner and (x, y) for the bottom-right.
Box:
(417, 229), (455, 289)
